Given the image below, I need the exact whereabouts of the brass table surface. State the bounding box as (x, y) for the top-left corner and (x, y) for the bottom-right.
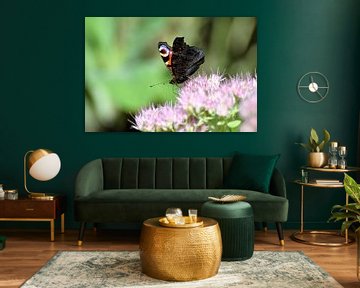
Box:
(139, 217), (222, 281)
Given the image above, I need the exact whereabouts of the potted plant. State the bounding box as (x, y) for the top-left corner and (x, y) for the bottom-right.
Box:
(296, 128), (330, 167)
(329, 173), (360, 233)
(329, 173), (360, 279)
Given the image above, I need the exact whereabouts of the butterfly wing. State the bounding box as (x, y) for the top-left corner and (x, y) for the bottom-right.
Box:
(170, 37), (205, 84)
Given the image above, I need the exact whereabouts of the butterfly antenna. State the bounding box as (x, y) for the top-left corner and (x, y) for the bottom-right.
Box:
(149, 81), (167, 88)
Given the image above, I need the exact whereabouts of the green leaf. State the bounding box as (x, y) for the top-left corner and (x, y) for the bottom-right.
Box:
(295, 142), (312, 152)
(227, 120), (241, 129)
(317, 140), (325, 152)
(344, 173), (360, 204)
(342, 205), (360, 215)
(323, 129), (330, 143)
(331, 203), (360, 215)
(330, 211), (357, 220)
(341, 220), (358, 234)
(309, 137), (317, 152)
(310, 128), (319, 144)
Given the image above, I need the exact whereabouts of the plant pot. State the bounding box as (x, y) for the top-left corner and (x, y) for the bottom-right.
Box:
(308, 152), (328, 168)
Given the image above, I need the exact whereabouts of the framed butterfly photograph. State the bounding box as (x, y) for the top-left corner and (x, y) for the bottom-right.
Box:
(85, 17), (257, 132)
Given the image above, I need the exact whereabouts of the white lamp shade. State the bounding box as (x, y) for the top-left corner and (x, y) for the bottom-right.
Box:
(29, 153), (61, 181)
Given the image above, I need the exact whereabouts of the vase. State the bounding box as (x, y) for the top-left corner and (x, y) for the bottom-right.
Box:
(308, 152), (328, 168)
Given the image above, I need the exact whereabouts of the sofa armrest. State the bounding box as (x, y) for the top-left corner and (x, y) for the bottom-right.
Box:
(75, 159), (104, 199)
(269, 168), (287, 198)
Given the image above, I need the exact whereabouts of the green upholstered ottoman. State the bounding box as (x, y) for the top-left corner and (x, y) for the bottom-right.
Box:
(201, 201), (254, 261)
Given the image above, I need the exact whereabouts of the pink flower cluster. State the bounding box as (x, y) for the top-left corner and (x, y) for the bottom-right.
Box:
(132, 73), (257, 132)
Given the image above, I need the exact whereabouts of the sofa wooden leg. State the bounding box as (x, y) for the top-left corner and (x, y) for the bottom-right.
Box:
(275, 222), (284, 246)
(77, 222), (86, 246)
(262, 222), (268, 232)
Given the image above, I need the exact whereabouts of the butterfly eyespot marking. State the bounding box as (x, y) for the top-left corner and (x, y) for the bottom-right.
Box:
(159, 45), (170, 57)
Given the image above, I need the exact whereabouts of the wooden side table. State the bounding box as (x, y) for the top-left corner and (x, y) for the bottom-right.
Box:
(0, 195), (65, 241)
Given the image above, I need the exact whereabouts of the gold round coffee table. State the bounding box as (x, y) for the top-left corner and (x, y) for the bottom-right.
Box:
(139, 217), (222, 281)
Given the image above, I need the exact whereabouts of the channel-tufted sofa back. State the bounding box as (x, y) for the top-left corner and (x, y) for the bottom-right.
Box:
(102, 158), (233, 190)
(75, 157), (285, 199)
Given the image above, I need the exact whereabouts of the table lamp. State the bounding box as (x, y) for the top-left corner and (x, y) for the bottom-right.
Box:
(24, 148), (61, 199)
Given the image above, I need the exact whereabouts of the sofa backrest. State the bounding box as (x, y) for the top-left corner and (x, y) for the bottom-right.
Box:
(102, 158), (233, 189)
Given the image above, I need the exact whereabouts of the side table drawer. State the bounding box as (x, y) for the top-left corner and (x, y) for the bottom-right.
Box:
(2, 201), (55, 218)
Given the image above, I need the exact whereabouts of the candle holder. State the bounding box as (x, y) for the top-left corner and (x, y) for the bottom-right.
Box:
(337, 146), (347, 169)
(328, 142), (338, 169)
(301, 169), (309, 183)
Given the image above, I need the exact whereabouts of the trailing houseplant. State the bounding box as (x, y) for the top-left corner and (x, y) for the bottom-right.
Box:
(296, 128), (330, 167)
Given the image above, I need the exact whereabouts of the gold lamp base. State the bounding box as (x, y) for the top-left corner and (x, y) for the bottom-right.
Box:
(28, 192), (55, 200)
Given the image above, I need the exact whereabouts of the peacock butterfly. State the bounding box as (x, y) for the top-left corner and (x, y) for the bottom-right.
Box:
(158, 37), (205, 84)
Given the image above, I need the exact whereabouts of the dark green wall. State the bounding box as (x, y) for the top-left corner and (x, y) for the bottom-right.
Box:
(1, 0), (359, 230)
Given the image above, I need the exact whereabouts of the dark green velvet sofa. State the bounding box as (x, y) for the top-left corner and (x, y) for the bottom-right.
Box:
(74, 157), (288, 245)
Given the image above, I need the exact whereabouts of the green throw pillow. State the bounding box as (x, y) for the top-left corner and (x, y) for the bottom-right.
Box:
(224, 153), (280, 193)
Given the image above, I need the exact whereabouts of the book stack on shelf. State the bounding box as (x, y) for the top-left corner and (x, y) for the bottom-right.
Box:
(314, 179), (341, 185)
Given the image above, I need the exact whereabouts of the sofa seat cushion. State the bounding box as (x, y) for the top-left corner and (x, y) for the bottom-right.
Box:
(75, 189), (288, 222)
(76, 189), (280, 202)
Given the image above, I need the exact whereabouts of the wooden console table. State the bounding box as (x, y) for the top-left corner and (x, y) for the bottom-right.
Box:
(0, 195), (65, 241)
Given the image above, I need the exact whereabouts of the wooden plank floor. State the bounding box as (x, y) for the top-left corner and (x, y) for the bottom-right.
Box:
(0, 228), (358, 288)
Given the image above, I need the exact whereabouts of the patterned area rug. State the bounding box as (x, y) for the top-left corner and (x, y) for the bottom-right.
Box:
(21, 251), (342, 288)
